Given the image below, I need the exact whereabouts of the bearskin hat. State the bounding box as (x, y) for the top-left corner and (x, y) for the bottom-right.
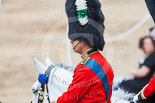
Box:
(65, 0), (105, 51)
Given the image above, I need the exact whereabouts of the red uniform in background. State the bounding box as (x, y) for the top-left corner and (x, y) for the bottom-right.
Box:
(133, 75), (155, 102)
(57, 49), (114, 103)
(139, 75), (155, 100)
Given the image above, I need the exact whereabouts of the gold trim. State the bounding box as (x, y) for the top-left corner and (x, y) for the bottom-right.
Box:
(141, 92), (146, 100)
(81, 52), (89, 60)
(81, 48), (93, 60)
(72, 40), (80, 50)
(79, 57), (91, 65)
(141, 84), (148, 100)
(89, 51), (98, 56)
(81, 48), (93, 56)
(83, 57), (91, 65)
(81, 48), (98, 60)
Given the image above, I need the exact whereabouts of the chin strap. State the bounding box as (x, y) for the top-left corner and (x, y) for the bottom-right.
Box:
(72, 40), (80, 50)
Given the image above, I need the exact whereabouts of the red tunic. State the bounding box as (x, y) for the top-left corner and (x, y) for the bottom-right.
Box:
(57, 52), (114, 103)
(140, 75), (155, 99)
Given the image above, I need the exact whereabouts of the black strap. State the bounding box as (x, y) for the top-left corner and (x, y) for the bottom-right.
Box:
(45, 65), (54, 77)
(45, 65), (54, 103)
(46, 83), (50, 103)
(37, 65), (54, 103)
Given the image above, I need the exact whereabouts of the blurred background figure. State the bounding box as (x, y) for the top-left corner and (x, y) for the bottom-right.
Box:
(113, 28), (155, 94)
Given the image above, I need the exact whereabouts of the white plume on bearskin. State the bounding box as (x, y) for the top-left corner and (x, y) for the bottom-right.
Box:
(75, 0), (88, 25)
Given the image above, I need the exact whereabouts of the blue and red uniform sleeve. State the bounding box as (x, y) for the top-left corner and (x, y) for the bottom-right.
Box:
(57, 65), (92, 103)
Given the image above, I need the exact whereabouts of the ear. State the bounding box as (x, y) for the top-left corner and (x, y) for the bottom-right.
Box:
(45, 56), (54, 67)
(33, 56), (47, 74)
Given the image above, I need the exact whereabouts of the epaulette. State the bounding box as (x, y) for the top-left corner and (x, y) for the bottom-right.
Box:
(80, 57), (91, 65)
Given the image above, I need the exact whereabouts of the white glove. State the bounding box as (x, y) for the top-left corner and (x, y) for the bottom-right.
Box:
(133, 94), (139, 103)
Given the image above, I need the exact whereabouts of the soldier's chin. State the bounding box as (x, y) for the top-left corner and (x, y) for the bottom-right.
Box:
(73, 48), (78, 53)
(73, 47), (80, 54)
